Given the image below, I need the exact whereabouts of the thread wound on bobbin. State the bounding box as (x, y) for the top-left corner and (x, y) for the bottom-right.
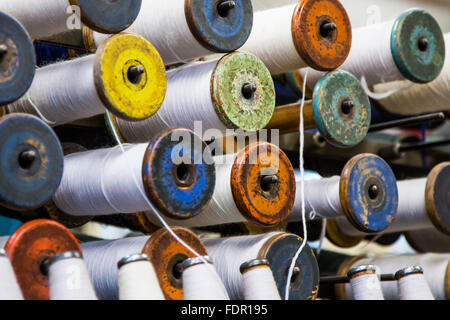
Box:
(0, 114), (64, 211)
(142, 128), (216, 220)
(292, 0), (352, 71)
(325, 219), (365, 249)
(347, 265), (377, 279)
(94, 33), (167, 121)
(41, 251), (83, 275)
(4, 219), (81, 300)
(425, 162), (450, 235)
(340, 154), (398, 233)
(141, 227), (208, 300)
(185, 0), (253, 52)
(395, 266), (424, 280)
(118, 253), (151, 269)
(230, 143), (296, 226)
(312, 70), (371, 148)
(69, 0), (142, 34)
(211, 52), (275, 131)
(181, 256), (213, 272)
(0, 12), (36, 105)
(257, 233), (319, 300)
(240, 258), (270, 274)
(391, 9), (445, 83)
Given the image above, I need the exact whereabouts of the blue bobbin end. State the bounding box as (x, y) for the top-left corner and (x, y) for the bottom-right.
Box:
(312, 70), (371, 148)
(0, 114), (64, 211)
(340, 154), (398, 233)
(391, 9), (445, 83)
(142, 128), (216, 220)
(262, 233), (319, 300)
(185, 0), (253, 52)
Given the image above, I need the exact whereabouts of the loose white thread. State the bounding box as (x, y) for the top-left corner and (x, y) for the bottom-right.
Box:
(116, 60), (229, 143)
(240, 3), (306, 75)
(48, 255), (98, 300)
(6, 55), (105, 127)
(242, 265), (281, 300)
(0, 250), (23, 300)
(374, 33), (450, 114)
(118, 256), (165, 300)
(0, 1), (71, 39)
(92, 1), (214, 65)
(285, 70), (308, 300)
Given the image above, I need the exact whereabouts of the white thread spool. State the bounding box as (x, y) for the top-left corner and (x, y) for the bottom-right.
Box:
(0, 249), (23, 300)
(240, 259), (281, 300)
(53, 144), (152, 216)
(241, 4), (305, 75)
(405, 228), (450, 253)
(347, 265), (384, 300)
(181, 256), (230, 300)
(0, 1), (70, 39)
(116, 60), (228, 141)
(117, 253), (165, 300)
(395, 266), (435, 300)
(6, 56), (105, 126)
(301, 20), (402, 89)
(42, 251), (98, 300)
(345, 254), (450, 300)
(374, 33), (450, 115)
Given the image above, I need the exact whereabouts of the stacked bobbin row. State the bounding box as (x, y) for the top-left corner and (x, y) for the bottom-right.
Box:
(0, 0), (448, 302)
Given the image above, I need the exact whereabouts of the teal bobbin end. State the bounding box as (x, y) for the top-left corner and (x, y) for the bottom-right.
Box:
(340, 154), (398, 233)
(391, 9), (445, 83)
(312, 70), (371, 148)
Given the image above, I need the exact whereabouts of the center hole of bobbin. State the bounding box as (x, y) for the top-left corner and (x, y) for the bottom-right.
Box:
(340, 99), (354, 117)
(217, 0), (236, 18)
(418, 37), (429, 52)
(320, 20), (337, 39)
(18, 150), (37, 170)
(172, 163), (197, 188)
(260, 174), (279, 193)
(242, 83), (257, 100)
(127, 65), (145, 85)
(0, 43), (7, 61)
(368, 184), (380, 200)
(286, 266), (303, 290)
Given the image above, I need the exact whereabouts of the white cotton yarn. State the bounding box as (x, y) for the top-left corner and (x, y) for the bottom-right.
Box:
(241, 3), (306, 75)
(0, 249), (23, 300)
(345, 254), (450, 300)
(92, 1), (213, 65)
(116, 60), (228, 143)
(374, 33), (450, 115)
(300, 20), (404, 90)
(182, 257), (230, 300)
(347, 266), (384, 300)
(204, 232), (284, 300)
(395, 267), (435, 300)
(53, 144), (154, 216)
(46, 252), (98, 300)
(6, 55), (105, 127)
(289, 176), (343, 222)
(241, 260), (281, 300)
(118, 254), (165, 300)
(81, 236), (150, 300)
(0, 0), (70, 39)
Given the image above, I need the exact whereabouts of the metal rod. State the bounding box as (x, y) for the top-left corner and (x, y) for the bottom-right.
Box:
(398, 138), (450, 153)
(369, 112), (446, 133)
(320, 273), (396, 284)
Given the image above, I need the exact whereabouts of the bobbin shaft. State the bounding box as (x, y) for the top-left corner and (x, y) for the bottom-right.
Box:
(266, 102), (316, 133)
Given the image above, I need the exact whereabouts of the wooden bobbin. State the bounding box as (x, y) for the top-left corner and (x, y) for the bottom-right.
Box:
(340, 154), (398, 234)
(292, 0), (352, 71)
(334, 255), (367, 300)
(211, 52), (276, 131)
(68, 0), (142, 34)
(0, 114), (63, 211)
(141, 227), (208, 300)
(42, 143), (93, 228)
(185, 0), (253, 52)
(231, 142), (296, 226)
(267, 70), (371, 148)
(94, 33), (167, 121)
(143, 129), (216, 220)
(257, 233), (319, 300)
(326, 219), (364, 248)
(391, 9), (445, 83)
(425, 162), (450, 235)
(4, 219), (81, 300)
(0, 12), (35, 105)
